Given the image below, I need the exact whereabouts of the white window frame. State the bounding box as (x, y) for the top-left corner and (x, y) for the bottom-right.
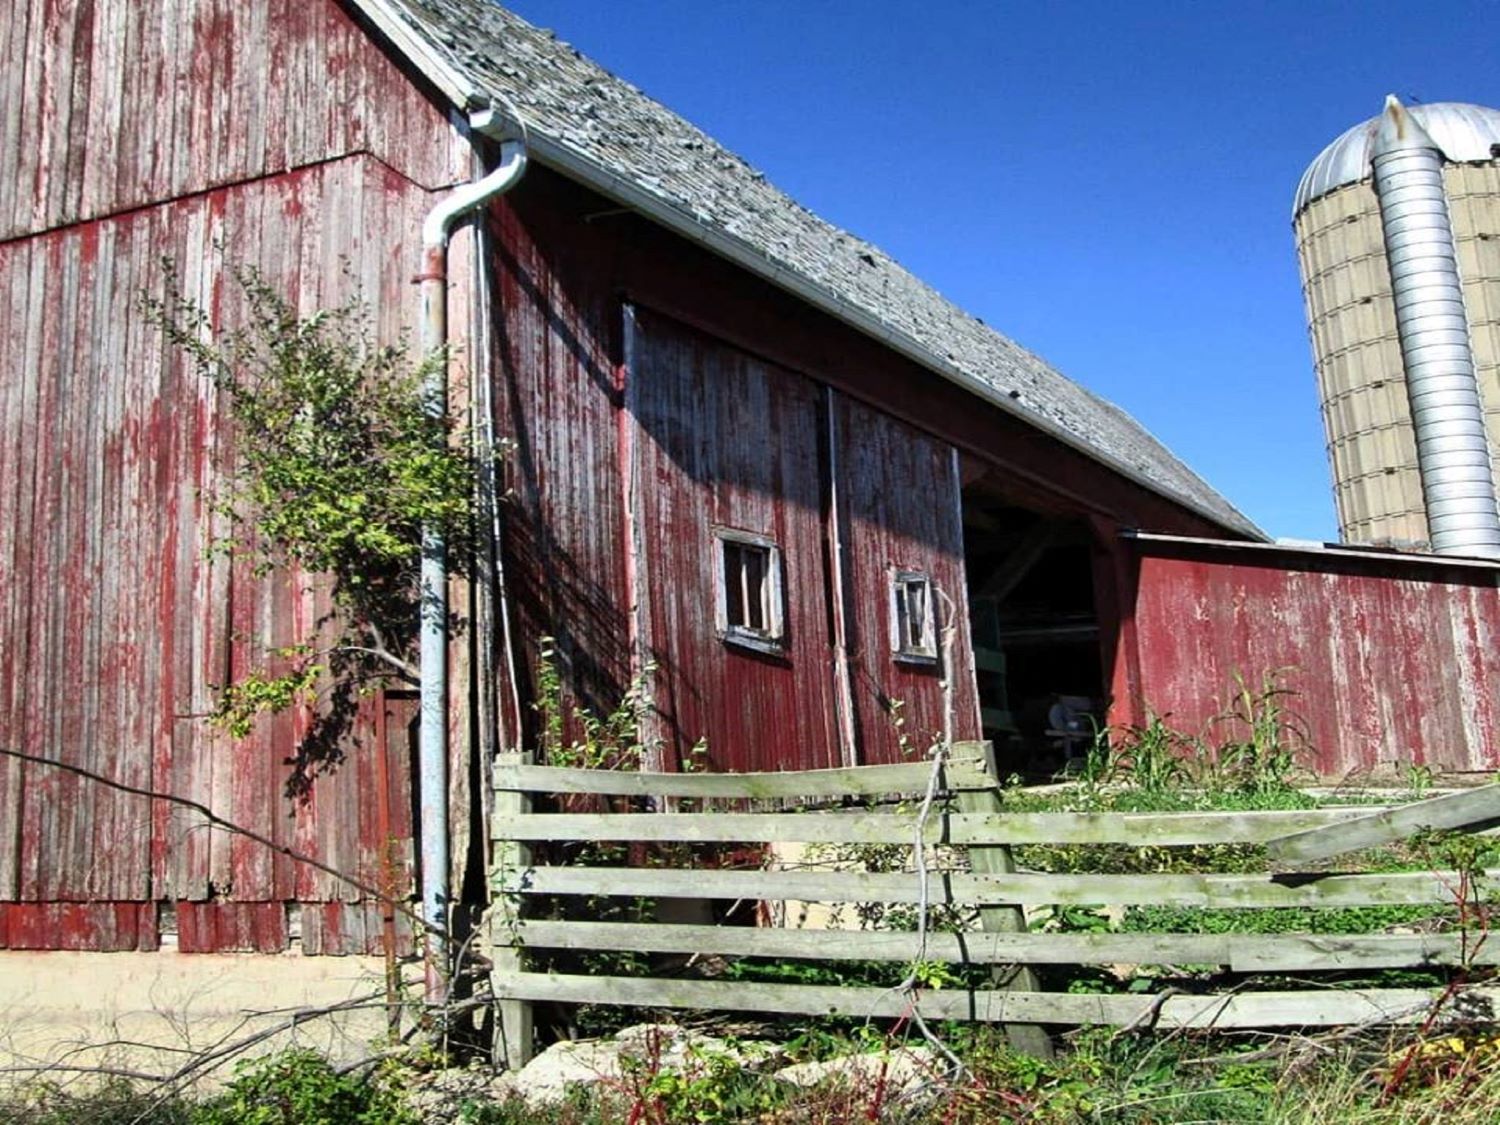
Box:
(890, 569), (938, 663)
(712, 527), (785, 654)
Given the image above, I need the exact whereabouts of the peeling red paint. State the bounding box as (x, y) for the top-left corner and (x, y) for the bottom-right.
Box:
(0, 0), (461, 952)
(1127, 539), (1500, 777)
(0, 0), (467, 244)
(0, 902), (158, 951)
(628, 308), (842, 772)
(177, 902), (287, 954)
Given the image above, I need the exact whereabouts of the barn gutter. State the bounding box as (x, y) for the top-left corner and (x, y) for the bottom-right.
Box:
(416, 134), (528, 1004)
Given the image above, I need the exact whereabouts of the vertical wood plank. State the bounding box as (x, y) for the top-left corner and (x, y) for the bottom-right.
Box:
(948, 741), (1053, 1058)
(490, 752), (533, 1069)
(446, 192), (480, 906)
(1088, 517), (1144, 733)
(823, 387), (859, 767)
(0, 237), (29, 895)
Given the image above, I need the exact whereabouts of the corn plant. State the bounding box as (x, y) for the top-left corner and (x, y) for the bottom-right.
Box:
(1207, 669), (1310, 795)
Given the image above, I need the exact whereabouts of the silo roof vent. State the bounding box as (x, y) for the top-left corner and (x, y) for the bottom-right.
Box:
(1294, 100), (1500, 218)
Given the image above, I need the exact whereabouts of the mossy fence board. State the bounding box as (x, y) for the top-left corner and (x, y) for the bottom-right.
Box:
(494, 973), (1500, 1030)
(497, 863), (1497, 908)
(513, 920), (1500, 972)
(501, 807), (1399, 846)
(489, 742), (1492, 1067)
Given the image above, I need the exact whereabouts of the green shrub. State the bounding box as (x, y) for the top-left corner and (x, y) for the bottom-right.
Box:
(193, 1050), (414, 1125)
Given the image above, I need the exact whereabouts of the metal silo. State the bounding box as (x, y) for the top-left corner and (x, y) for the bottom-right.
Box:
(1294, 98), (1500, 556)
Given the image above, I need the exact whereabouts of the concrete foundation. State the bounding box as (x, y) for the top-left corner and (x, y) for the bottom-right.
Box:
(0, 950), (409, 1089)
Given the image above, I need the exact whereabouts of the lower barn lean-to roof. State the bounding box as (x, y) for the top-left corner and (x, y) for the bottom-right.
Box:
(353, 0), (1262, 539)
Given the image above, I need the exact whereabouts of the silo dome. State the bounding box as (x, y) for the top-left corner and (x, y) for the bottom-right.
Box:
(1292, 98), (1500, 554)
(1294, 102), (1500, 217)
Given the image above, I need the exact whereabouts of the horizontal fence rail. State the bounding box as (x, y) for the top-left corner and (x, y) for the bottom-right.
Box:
(493, 760), (955, 800)
(490, 744), (1497, 1066)
(499, 807), (1399, 847)
(494, 974), (1500, 1031)
(514, 920), (1500, 972)
(498, 863), (1497, 908)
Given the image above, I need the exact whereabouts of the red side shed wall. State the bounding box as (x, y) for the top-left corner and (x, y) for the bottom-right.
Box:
(1123, 538), (1500, 777)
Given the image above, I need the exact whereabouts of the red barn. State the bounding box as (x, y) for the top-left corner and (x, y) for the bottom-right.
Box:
(7, 0), (1488, 1068)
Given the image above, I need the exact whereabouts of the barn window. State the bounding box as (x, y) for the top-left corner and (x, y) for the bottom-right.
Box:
(713, 528), (784, 652)
(891, 570), (937, 662)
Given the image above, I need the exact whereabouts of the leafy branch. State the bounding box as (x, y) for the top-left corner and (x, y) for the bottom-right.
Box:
(142, 264), (475, 788)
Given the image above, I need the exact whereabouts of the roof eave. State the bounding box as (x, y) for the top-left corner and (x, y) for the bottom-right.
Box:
(353, 0), (484, 113)
(1126, 531), (1500, 571)
(519, 133), (1264, 540)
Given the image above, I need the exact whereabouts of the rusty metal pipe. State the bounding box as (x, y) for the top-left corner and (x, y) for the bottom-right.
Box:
(417, 137), (527, 1003)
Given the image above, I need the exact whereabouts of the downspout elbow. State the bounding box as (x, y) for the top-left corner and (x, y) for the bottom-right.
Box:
(423, 139), (528, 251)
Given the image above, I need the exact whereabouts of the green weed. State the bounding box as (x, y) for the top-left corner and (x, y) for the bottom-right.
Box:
(194, 1050), (415, 1125)
(533, 637), (656, 772)
(1208, 668), (1311, 795)
(0, 1080), (193, 1125)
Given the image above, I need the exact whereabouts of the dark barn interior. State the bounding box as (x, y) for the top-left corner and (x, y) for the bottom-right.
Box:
(960, 475), (1105, 777)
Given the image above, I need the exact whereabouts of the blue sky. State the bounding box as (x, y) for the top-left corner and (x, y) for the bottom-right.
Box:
(505, 1), (1498, 540)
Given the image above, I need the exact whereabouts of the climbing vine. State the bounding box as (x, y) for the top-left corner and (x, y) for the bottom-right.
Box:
(144, 264), (475, 788)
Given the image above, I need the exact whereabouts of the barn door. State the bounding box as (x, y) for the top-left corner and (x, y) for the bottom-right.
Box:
(622, 306), (841, 773)
(828, 391), (980, 762)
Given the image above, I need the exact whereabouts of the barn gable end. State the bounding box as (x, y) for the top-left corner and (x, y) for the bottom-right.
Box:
(0, 0), (476, 957)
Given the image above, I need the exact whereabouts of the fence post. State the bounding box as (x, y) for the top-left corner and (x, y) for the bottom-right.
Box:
(948, 740), (1054, 1058)
(491, 751), (534, 1069)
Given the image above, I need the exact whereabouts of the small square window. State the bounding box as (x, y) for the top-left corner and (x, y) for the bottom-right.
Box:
(891, 570), (937, 662)
(713, 528), (785, 653)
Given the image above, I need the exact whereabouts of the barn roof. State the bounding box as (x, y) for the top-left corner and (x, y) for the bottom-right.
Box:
(354, 0), (1262, 538)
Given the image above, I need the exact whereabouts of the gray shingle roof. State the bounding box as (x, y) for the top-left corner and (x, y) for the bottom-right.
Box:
(356, 0), (1261, 538)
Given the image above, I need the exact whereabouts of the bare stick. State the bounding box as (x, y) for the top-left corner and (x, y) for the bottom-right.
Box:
(0, 746), (437, 937)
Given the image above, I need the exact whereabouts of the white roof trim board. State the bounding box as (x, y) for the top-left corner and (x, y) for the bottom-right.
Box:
(1126, 532), (1500, 574)
(355, 0), (1261, 538)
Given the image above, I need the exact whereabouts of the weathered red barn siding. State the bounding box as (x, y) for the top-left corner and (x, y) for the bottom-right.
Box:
(487, 168), (1215, 770)
(629, 308), (841, 772)
(834, 393), (980, 760)
(0, 0), (468, 952)
(0, 157), (436, 952)
(0, 0), (464, 241)
(1125, 538), (1500, 777)
(487, 179), (633, 739)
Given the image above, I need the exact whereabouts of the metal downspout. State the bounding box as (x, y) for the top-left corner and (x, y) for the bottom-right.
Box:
(1371, 95), (1500, 557)
(417, 137), (528, 1002)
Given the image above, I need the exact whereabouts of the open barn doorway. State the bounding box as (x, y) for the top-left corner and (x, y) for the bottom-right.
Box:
(961, 473), (1105, 779)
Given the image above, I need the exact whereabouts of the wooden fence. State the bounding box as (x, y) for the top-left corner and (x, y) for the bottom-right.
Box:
(488, 742), (1500, 1067)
